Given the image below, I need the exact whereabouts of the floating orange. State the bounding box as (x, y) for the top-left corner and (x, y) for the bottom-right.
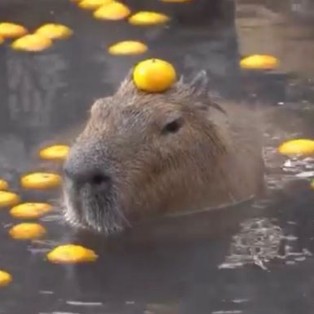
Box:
(128, 11), (170, 26)
(0, 270), (12, 287)
(278, 139), (314, 157)
(78, 0), (112, 10)
(9, 223), (47, 240)
(240, 54), (279, 70)
(108, 40), (148, 55)
(39, 145), (70, 161)
(0, 22), (28, 39)
(35, 23), (73, 40)
(47, 244), (98, 264)
(0, 179), (9, 190)
(10, 202), (53, 219)
(20, 172), (62, 190)
(93, 2), (131, 20)
(133, 58), (177, 93)
(0, 191), (20, 208)
(11, 34), (52, 52)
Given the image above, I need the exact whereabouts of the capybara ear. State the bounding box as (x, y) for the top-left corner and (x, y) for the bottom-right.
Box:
(171, 70), (209, 99)
(188, 70), (209, 98)
(170, 70), (208, 99)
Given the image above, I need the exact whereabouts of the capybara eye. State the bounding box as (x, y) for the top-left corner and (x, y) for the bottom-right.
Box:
(162, 118), (183, 135)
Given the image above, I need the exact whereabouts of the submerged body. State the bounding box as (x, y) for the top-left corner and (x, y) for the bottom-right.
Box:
(62, 70), (265, 236)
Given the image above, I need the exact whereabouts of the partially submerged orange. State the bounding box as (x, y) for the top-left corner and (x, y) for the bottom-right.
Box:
(0, 191), (20, 208)
(35, 23), (73, 40)
(278, 139), (314, 157)
(9, 223), (47, 240)
(11, 34), (52, 52)
(39, 145), (70, 161)
(10, 202), (53, 219)
(93, 2), (131, 20)
(0, 270), (12, 287)
(108, 40), (148, 55)
(128, 11), (170, 26)
(20, 172), (62, 190)
(78, 0), (112, 10)
(47, 244), (98, 264)
(240, 54), (279, 70)
(0, 22), (28, 39)
(0, 179), (9, 190)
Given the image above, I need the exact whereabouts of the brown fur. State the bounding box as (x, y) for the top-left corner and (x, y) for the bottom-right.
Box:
(62, 70), (265, 236)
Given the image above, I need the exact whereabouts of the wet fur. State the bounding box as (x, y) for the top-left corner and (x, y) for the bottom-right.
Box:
(62, 70), (265, 236)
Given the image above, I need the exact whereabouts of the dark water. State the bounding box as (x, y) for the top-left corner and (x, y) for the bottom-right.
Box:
(2, 0), (314, 313)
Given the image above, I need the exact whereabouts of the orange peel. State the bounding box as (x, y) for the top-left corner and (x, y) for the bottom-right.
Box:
(11, 34), (52, 52)
(78, 0), (112, 10)
(0, 22), (28, 38)
(9, 223), (47, 240)
(10, 202), (53, 219)
(128, 11), (170, 26)
(20, 172), (62, 190)
(108, 40), (148, 55)
(93, 2), (131, 20)
(39, 145), (70, 161)
(240, 54), (279, 70)
(35, 23), (73, 40)
(133, 58), (177, 93)
(0, 191), (20, 208)
(0, 270), (12, 287)
(0, 179), (9, 190)
(47, 244), (98, 264)
(278, 139), (314, 157)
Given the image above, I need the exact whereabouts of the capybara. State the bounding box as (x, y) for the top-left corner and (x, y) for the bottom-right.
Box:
(62, 70), (265, 236)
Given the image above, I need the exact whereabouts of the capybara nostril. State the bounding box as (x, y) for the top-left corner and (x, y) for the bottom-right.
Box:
(89, 173), (111, 189)
(63, 156), (111, 190)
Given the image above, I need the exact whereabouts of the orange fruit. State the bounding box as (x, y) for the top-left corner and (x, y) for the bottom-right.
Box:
(0, 22), (28, 38)
(93, 2), (131, 20)
(128, 11), (170, 26)
(108, 40), (148, 55)
(10, 202), (53, 219)
(0, 270), (12, 287)
(9, 223), (47, 240)
(39, 144), (70, 161)
(11, 34), (52, 52)
(240, 54), (279, 70)
(0, 179), (9, 190)
(78, 0), (112, 10)
(278, 139), (314, 157)
(133, 58), (177, 93)
(0, 191), (20, 208)
(35, 23), (73, 40)
(47, 244), (98, 264)
(20, 172), (62, 190)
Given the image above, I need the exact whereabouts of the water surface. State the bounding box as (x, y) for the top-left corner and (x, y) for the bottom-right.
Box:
(1, 0), (314, 313)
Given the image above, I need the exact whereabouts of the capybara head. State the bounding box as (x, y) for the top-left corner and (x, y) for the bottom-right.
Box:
(62, 70), (264, 236)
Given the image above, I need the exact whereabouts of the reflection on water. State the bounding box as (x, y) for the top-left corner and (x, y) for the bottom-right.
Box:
(1, 0), (314, 313)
